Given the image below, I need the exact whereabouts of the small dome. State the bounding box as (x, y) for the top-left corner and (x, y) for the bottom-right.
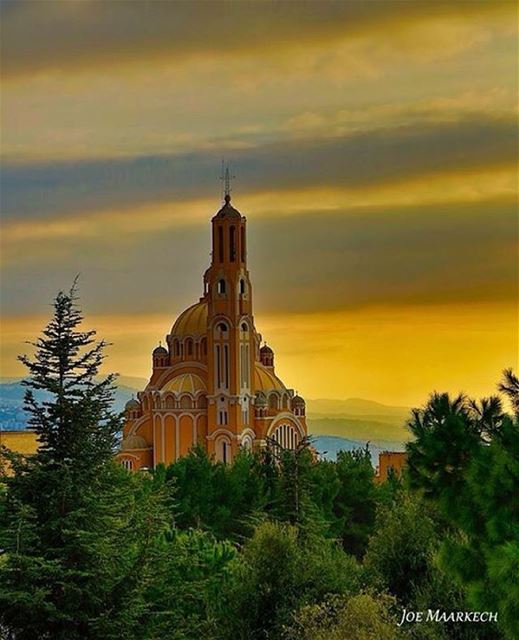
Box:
(292, 394), (305, 406)
(121, 434), (148, 450)
(171, 301), (208, 337)
(153, 345), (168, 355)
(125, 398), (140, 411)
(215, 194), (242, 219)
(260, 344), (273, 354)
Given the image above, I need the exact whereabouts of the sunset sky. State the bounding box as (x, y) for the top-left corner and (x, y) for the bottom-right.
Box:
(1, 0), (517, 406)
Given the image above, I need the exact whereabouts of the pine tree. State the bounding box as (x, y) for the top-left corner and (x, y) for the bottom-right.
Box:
(0, 282), (169, 640)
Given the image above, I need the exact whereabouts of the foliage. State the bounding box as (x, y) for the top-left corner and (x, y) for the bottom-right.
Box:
(219, 520), (360, 640)
(406, 377), (519, 639)
(284, 592), (403, 640)
(0, 284), (170, 639)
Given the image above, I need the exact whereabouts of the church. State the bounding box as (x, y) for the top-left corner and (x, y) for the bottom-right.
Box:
(116, 189), (307, 470)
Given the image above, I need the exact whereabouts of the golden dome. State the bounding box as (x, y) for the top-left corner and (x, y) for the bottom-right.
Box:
(171, 301), (208, 337)
(254, 362), (286, 393)
(162, 373), (207, 395)
(121, 434), (148, 450)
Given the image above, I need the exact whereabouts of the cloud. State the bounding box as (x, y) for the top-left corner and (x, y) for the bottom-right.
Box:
(2, 114), (516, 221)
(1, 0), (513, 79)
(1, 196), (516, 323)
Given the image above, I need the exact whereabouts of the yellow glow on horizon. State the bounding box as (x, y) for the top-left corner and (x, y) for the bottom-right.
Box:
(2, 302), (516, 408)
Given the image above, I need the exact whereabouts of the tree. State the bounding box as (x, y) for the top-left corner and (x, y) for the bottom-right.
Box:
(333, 447), (378, 557)
(220, 521), (360, 640)
(0, 283), (169, 639)
(284, 593), (403, 640)
(406, 375), (518, 640)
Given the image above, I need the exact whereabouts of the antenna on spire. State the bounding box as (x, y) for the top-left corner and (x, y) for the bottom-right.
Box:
(220, 159), (235, 202)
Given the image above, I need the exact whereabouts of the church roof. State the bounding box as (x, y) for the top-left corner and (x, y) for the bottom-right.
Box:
(162, 373), (207, 395)
(171, 301), (208, 337)
(215, 194), (242, 219)
(254, 362), (286, 393)
(120, 434), (148, 450)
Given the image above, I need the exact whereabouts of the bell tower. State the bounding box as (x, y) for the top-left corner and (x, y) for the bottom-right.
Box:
(204, 187), (255, 449)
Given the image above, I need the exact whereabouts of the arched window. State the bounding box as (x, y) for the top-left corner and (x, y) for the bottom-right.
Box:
(197, 395), (207, 409)
(174, 340), (180, 357)
(241, 322), (248, 332)
(180, 395), (192, 410)
(269, 393), (279, 411)
(121, 459), (133, 470)
(201, 338), (207, 357)
(239, 279), (246, 295)
(272, 424), (299, 450)
(165, 395), (175, 410)
(282, 394), (289, 410)
(215, 436), (232, 464)
(241, 434), (253, 450)
(241, 226), (246, 262)
(185, 338), (193, 356)
(218, 226), (224, 262)
(230, 226), (236, 262)
(217, 279), (226, 295)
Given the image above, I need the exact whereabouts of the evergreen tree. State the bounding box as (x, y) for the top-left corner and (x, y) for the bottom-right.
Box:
(406, 376), (519, 640)
(0, 283), (169, 639)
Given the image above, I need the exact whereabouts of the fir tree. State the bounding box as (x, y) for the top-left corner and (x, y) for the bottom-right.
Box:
(0, 283), (169, 640)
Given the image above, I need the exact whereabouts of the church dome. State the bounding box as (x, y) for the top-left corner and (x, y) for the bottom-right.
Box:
(254, 362), (286, 392)
(161, 373), (207, 395)
(120, 434), (148, 450)
(125, 398), (140, 411)
(215, 194), (242, 219)
(153, 345), (168, 355)
(260, 344), (273, 355)
(292, 394), (305, 406)
(171, 301), (208, 337)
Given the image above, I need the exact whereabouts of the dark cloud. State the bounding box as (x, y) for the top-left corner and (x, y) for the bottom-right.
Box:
(1, 198), (517, 320)
(1, 0), (511, 78)
(2, 115), (516, 221)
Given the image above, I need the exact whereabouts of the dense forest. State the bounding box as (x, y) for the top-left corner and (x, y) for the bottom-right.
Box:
(0, 286), (517, 640)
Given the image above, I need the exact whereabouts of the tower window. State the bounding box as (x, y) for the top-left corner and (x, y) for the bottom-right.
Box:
(218, 226), (224, 262)
(239, 279), (246, 295)
(230, 226), (236, 262)
(217, 279), (226, 295)
(241, 322), (248, 332)
(241, 226), (245, 262)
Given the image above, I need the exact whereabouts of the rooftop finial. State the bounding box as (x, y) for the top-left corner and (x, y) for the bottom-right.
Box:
(220, 159), (235, 203)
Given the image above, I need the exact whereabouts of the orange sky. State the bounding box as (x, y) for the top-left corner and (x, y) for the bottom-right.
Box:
(1, 1), (517, 406)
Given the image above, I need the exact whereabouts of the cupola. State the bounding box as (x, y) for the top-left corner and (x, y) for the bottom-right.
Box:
(291, 393), (306, 417)
(260, 343), (274, 368)
(125, 398), (141, 420)
(152, 343), (169, 368)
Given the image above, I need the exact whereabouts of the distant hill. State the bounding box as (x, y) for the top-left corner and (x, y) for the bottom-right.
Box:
(0, 379), (137, 430)
(1, 377), (412, 444)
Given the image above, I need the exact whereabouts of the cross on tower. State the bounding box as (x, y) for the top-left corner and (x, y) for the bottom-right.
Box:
(220, 160), (235, 201)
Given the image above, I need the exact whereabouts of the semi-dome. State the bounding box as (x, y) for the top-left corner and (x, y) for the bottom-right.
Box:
(254, 362), (286, 392)
(161, 373), (207, 395)
(171, 301), (208, 337)
(121, 434), (148, 450)
(215, 194), (242, 219)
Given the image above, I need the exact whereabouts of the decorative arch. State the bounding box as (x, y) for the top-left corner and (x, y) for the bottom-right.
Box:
(179, 394), (193, 410)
